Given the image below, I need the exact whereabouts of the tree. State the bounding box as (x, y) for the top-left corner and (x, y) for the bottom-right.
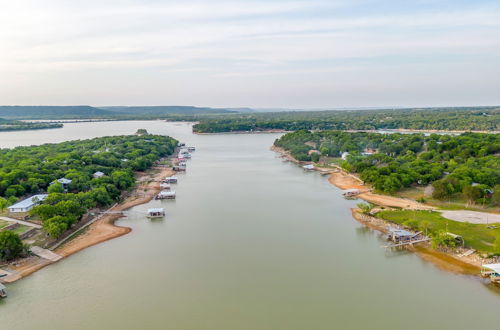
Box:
(357, 203), (374, 215)
(0, 197), (8, 212)
(419, 220), (433, 236)
(462, 185), (483, 204)
(491, 185), (500, 206)
(43, 216), (69, 238)
(431, 231), (456, 250)
(0, 231), (25, 261)
(48, 182), (64, 194)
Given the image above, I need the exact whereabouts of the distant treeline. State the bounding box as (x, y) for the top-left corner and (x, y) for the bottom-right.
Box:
(192, 107), (500, 133)
(0, 105), (238, 119)
(274, 130), (500, 205)
(0, 118), (63, 131)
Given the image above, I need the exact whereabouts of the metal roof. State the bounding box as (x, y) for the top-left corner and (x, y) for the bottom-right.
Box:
(159, 190), (176, 196)
(57, 178), (72, 184)
(482, 263), (500, 273)
(388, 228), (413, 237)
(8, 194), (48, 209)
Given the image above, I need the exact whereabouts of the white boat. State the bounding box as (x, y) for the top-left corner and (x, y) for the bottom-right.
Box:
(0, 283), (7, 298)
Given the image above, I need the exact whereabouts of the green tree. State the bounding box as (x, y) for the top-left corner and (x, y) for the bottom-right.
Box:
(491, 185), (500, 206)
(357, 203), (374, 215)
(0, 231), (25, 261)
(0, 197), (8, 212)
(43, 216), (69, 238)
(48, 183), (64, 194)
(462, 185), (483, 204)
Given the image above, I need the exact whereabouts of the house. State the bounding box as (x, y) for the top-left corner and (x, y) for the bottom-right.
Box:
(8, 194), (48, 213)
(93, 171), (105, 179)
(361, 148), (377, 156)
(341, 152), (350, 160)
(387, 228), (415, 243)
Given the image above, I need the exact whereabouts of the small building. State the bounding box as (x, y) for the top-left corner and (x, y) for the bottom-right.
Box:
(387, 228), (415, 243)
(8, 194), (48, 213)
(155, 190), (176, 200)
(481, 263), (500, 283)
(341, 152), (350, 160)
(303, 164), (315, 171)
(147, 208), (165, 218)
(93, 171), (105, 179)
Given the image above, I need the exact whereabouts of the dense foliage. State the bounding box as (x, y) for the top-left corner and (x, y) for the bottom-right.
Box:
(274, 130), (500, 204)
(0, 135), (177, 238)
(0, 118), (62, 131)
(0, 230), (25, 261)
(192, 107), (500, 132)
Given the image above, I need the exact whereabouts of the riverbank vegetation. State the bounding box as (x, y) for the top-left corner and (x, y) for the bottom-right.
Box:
(0, 135), (177, 239)
(192, 107), (499, 133)
(0, 118), (62, 131)
(274, 130), (499, 206)
(377, 210), (500, 254)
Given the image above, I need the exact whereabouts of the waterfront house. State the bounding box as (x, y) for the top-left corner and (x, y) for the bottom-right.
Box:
(147, 208), (165, 218)
(481, 264), (500, 283)
(93, 171), (105, 178)
(8, 194), (48, 213)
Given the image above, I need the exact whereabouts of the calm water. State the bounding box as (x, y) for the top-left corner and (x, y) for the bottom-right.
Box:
(0, 121), (499, 330)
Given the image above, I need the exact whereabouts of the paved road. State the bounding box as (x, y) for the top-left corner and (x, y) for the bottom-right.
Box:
(0, 216), (42, 229)
(440, 210), (500, 224)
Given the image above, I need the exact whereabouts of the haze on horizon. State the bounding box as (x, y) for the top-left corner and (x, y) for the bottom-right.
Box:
(0, 0), (499, 109)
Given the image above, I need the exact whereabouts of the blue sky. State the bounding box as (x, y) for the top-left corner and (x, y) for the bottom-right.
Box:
(0, 0), (499, 108)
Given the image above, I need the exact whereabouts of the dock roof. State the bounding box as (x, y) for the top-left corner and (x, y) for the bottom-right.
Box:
(482, 263), (500, 273)
(148, 208), (164, 213)
(388, 228), (414, 237)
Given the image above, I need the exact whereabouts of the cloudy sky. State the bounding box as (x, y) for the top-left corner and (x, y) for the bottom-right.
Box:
(0, 0), (499, 108)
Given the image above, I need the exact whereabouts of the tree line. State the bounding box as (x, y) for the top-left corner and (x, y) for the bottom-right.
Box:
(192, 107), (500, 133)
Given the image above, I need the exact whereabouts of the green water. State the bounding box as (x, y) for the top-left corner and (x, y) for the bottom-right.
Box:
(0, 121), (499, 329)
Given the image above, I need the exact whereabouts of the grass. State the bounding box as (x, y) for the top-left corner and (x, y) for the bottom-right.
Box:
(377, 210), (500, 254)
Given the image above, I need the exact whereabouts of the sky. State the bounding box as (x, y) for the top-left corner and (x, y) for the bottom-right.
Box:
(0, 0), (499, 108)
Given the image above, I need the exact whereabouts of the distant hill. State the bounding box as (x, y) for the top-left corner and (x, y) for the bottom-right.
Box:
(100, 106), (239, 115)
(0, 106), (118, 119)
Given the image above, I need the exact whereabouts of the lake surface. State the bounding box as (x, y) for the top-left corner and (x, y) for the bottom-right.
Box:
(1, 121), (499, 329)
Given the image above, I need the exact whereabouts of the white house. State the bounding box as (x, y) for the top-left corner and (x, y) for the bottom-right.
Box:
(8, 194), (48, 213)
(93, 171), (105, 178)
(341, 152), (350, 160)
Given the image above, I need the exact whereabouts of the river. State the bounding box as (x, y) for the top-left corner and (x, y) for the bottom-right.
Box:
(0, 121), (499, 329)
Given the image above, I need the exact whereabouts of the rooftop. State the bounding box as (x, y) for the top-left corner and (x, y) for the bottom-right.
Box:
(482, 263), (500, 274)
(9, 194), (48, 209)
(148, 208), (165, 213)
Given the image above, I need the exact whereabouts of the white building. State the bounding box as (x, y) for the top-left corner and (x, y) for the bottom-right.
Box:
(8, 194), (49, 213)
(93, 171), (105, 178)
(341, 152), (350, 160)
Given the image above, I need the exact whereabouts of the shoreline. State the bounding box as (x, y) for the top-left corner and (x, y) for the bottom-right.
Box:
(1, 166), (175, 283)
(272, 145), (487, 277)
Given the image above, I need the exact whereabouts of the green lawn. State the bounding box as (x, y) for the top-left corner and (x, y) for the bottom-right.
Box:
(0, 220), (8, 230)
(376, 210), (500, 254)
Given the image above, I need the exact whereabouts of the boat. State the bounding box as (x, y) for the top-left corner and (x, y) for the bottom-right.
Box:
(187, 147), (195, 152)
(0, 283), (7, 298)
(162, 176), (178, 184)
(160, 183), (171, 190)
(147, 208), (165, 218)
(155, 190), (176, 200)
(481, 264), (500, 283)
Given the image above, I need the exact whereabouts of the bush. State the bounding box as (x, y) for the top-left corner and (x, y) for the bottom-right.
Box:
(402, 219), (419, 231)
(431, 231), (456, 249)
(0, 231), (25, 261)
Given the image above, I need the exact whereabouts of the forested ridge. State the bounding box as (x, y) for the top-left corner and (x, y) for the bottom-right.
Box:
(274, 130), (500, 205)
(192, 107), (500, 133)
(0, 135), (177, 239)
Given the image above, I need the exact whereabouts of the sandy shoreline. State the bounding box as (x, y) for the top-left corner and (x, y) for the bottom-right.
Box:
(2, 166), (175, 283)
